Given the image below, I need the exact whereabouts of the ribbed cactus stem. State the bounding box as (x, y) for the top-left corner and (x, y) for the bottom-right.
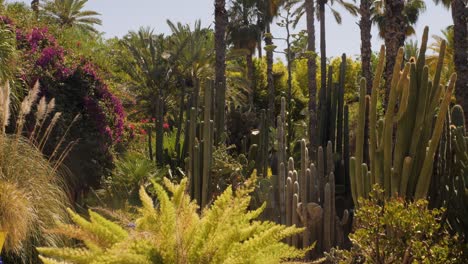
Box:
(383, 48), (405, 196)
(323, 182), (332, 251)
(286, 176), (293, 244)
(194, 140), (201, 203)
(355, 78), (367, 198)
(369, 46), (386, 181)
(415, 73), (457, 199)
(201, 81), (213, 208)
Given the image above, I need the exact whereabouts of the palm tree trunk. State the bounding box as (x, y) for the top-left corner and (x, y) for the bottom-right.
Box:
(306, 0), (318, 157)
(246, 52), (255, 108)
(266, 25), (275, 124)
(452, 0), (468, 126)
(155, 92), (164, 165)
(319, 0), (327, 92)
(148, 126), (153, 161)
(383, 0), (406, 105)
(215, 0), (227, 144)
(360, 0), (373, 94)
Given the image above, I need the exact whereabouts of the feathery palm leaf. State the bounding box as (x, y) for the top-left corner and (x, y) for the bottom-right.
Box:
(43, 0), (102, 33)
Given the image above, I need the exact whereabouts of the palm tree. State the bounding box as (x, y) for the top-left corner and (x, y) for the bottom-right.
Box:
(292, 0), (356, 150)
(228, 0), (261, 108)
(257, 0), (286, 125)
(167, 20), (214, 161)
(359, 0), (372, 94)
(304, 0), (318, 151)
(120, 28), (179, 165)
(43, 0), (102, 33)
(427, 27), (454, 87)
(433, 0), (467, 126)
(215, 0), (228, 144)
(373, 0), (426, 104)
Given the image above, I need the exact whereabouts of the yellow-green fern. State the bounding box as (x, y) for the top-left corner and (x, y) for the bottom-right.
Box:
(39, 176), (308, 263)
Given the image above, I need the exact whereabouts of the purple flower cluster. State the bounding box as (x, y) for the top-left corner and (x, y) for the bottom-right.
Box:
(36, 46), (64, 67)
(27, 27), (56, 52)
(6, 17), (126, 149)
(80, 61), (125, 143)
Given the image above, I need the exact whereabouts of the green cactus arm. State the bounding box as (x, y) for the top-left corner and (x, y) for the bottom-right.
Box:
(399, 157), (412, 198)
(382, 49), (406, 196)
(355, 78), (367, 198)
(415, 73), (457, 199)
(369, 46), (386, 179)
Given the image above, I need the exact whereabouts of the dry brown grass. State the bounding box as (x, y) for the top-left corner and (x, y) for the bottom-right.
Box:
(0, 82), (70, 261)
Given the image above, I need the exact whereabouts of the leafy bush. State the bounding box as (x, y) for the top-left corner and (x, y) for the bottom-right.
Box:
(88, 152), (160, 209)
(328, 186), (465, 263)
(38, 176), (308, 263)
(1, 17), (127, 195)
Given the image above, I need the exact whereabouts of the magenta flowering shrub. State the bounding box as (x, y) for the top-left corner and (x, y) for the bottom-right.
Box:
(2, 16), (127, 194)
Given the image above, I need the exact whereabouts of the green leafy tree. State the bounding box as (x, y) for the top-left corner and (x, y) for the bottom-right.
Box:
(427, 27), (454, 85)
(38, 176), (308, 263)
(119, 28), (178, 165)
(43, 0), (102, 33)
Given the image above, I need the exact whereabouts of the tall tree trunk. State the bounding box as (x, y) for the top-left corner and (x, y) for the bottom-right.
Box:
(148, 126), (153, 161)
(246, 52), (255, 108)
(215, 0), (227, 144)
(175, 81), (185, 163)
(155, 93), (164, 165)
(266, 25), (275, 125)
(452, 0), (468, 126)
(383, 0), (406, 105)
(360, 0), (373, 94)
(306, 0), (318, 156)
(319, 0), (327, 92)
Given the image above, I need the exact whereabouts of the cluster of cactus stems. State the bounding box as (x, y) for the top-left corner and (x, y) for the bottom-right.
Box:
(273, 54), (351, 258)
(186, 81), (214, 208)
(351, 26), (457, 203)
(282, 140), (349, 256)
(432, 104), (468, 239)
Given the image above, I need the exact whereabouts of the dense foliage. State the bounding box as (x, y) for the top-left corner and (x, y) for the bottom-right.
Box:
(329, 187), (466, 263)
(38, 176), (307, 264)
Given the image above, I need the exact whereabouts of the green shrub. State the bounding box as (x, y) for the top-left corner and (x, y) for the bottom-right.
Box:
(328, 186), (465, 263)
(38, 176), (308, 263)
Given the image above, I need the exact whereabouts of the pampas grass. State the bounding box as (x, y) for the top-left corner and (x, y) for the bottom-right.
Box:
(0, 81), (72, 262)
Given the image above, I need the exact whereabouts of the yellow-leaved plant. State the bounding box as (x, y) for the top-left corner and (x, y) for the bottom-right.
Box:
(38, 176), (309, 264)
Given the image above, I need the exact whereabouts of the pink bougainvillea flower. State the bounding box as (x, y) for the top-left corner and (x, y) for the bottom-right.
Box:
(140, 129), (147, 135)
(163, 123), (170, 130)
(141, 119), (148, 124)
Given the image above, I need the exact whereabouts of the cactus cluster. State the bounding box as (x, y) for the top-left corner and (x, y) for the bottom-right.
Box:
(282, 140), (349, 257)
(351, 27), (457, 203)
(314, 55), (351, 202)
(432, 104), (468, 239)
(186, 81), (214, 208)
(272, 56), (351, 259)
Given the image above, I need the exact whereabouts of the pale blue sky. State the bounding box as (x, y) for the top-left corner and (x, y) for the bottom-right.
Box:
(15, 0), (453, 60)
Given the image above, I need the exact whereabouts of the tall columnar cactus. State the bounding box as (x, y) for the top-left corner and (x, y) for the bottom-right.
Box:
(282, 140), (350, 256)
(351, 27), (457, 202)
(187, 80), (214, 208)
(431, 104), (468, 240)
